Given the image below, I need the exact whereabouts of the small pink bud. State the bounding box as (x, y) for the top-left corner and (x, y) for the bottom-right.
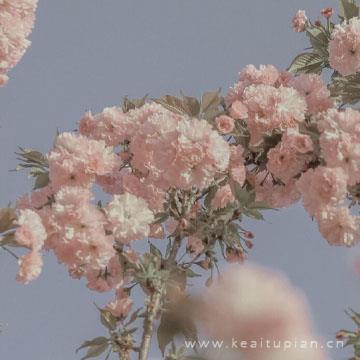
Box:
(321, 7), (333, 18)
(335, 331), (347, 340)
(197, 259), (211, 270)
(179, 218), (188, 230)
(245, 240), (253, 249)
(244, 231), (254, 239)
(0, 74), (9, 87)
(215, 115), (235, 134)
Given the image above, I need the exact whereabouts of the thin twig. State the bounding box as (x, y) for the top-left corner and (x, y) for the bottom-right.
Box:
(0, 246), (19, 260)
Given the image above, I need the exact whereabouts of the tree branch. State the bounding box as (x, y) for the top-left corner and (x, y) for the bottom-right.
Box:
(138, 289), (163, 360)
(0, 245), (19, 260)
(138, 234), (183, 359)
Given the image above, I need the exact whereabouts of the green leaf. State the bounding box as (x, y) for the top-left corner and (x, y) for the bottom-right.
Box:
(243, 208), (265, 220)
(185, 268), (201, 278)
(339, 0), (359, 20)
(204, 186), (218, 208)
(229, 180), (254, 207)
(33, 172), (49, 190)
(305, 27), (329, 58)
(80, 343), (109, 360)
(0, 232), (20, 247)
(201, 90), (221, 114)
(288, 52), (323, 74)
(155, 94), (201, 117)
(149, 243), (162, 259)
(165, 239), (172, 258)
(154, 95), (187, 115)
(76, 337), (108, 353)
(153, 212), (169, 224)
(226, 223), (241, 245)
(122, 95), (148, 113)
(180, 93), (201, 117)
(0, 208), (16, 233)
(96, 306), (117, 331)
(16, 147), (47, 166)
(248, 201), (273, 210)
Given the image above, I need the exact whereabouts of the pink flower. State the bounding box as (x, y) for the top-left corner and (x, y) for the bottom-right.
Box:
(329, 18), (360, 76)
(44, 186), (116, 280)
(243, 85), (307, 145)
(289, 74), (333, 114)
(165, 219), (179, 235)
(86, 256), (123, 292)
(316, 207), (360, 247)
(318, 108), (360, 139)
(15, 209), (47, 251)
(229, 145), (246, 185)
(118, 171), (166, 213)
(292, 10), (307, 32)
(176, 118), (230, 188)
(96, 172), (124, 195)
(48, 132), (117, 190)
(239, 64), (279, 87)
(187, 235), (204, 257)
(282, 129), (314, 154)
(105, 288), (133, 318)
(229, 100), (248, 119)
(48, 158), (92, 191)
(79, 106), (138, 146)
(211, 184), (235, 209)
(225, 64), (280, 106)
(55, 132), (117, 175)
(201, 264), (325, 359)
(16, 186), (53, 210)
(215, 115), (235, 134)
(267, 130), (313, 183)
(130, 114), (230, 190)
(319, 128), (360, 186)
(297, 167), (348, 216)
(251, 172), (301, 208)
(318, 109), (360, 185)
(0, 0), (38, 86)
(149, 223), (164, 239)
(16, 251), (43, 284)
(105, 192), (154, 244)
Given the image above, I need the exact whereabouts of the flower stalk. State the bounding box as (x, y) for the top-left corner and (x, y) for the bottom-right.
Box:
(138, 289), (163, 360)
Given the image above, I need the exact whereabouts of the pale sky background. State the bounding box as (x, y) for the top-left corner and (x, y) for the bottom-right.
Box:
(0, 1), (359, 359)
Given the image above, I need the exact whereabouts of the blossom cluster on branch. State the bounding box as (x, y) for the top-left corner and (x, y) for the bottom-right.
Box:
(0, 0), (38, 86)
(0, 0), (360, 359)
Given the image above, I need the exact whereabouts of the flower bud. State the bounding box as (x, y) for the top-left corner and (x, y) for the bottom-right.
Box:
(321, 7), (333, 18)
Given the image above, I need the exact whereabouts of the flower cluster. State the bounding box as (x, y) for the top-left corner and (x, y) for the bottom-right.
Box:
(225, 62), (360, 246)
(0, 0), (38, 86)
(329, 17), (360, 76)
(7, 99), (240, 325)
